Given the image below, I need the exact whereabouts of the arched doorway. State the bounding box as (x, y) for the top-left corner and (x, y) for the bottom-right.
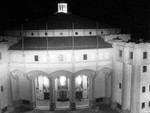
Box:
(35, 76), (50, 109)
(55, 75), (70, 109)
(75, 75), (90, 107)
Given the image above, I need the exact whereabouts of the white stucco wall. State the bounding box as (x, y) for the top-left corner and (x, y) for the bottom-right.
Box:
(0, 64), (10, 109)
(95, 71), (105, 98)
(114, 61), (123, 105)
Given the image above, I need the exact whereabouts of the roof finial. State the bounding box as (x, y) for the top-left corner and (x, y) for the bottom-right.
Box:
(57, 0), (68, 13)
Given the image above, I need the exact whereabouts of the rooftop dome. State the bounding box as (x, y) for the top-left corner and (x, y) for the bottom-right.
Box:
(6, 13), (112, 30)
(4, 0), (113, 30)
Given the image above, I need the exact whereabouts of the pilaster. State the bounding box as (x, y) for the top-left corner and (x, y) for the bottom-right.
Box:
(8, 75), (14, 112)
(91, 76), (96, 107)
(70, 75), (76, 110)
(130, 66), (141, 113)
(111, 61), (116, 109)
(50, 77), (55, 111)
(121, 63), (130, 113)
(105, 71), (111, 105)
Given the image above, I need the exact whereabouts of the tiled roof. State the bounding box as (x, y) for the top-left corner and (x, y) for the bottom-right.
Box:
(9, 36), (112, 50)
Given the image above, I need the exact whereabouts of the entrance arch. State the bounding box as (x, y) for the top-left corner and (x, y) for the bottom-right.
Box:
(35, 76), (50, 109)
(50, 70), (72, 109)
(27, 71), (50, 110)
(74, 69), (96, 108)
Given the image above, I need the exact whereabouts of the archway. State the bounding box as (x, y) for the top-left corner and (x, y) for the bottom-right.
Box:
(50, 70), (72, 109)
(55, 76), (70, 108)
(75, 69), (96, 108)
(27, 70), (50, 110)
(35, 76), (50, 109)
(75, 75), (89, 107)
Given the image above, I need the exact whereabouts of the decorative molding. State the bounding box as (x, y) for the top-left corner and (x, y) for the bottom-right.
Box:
(10, 74), (18, 80)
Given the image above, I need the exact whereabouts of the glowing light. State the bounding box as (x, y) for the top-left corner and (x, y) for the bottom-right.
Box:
(76, 76), (82, 85)
(60, 76), (66, 86)
(43, 76), (49, 86)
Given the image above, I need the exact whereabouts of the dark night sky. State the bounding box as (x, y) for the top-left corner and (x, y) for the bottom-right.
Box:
(0, 0), (149, 39)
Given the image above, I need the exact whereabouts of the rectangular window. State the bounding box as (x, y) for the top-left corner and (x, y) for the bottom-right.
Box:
(143, 52), (147, 59)
(34, 55), (38, 61)
(143, 66), (147, 72)
(119, 83), (122, 89)
(142, 102), (145, 109)
(119, 50), (122, 57)
(142, 86), (146, 93)
(130, 52), (133, 59)
(149, 101), (150, 107)
(83, 54), (87, 60)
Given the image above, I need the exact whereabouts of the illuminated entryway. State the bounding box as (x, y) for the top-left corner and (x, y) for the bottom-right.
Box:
(35, 76), (50, 109)
(75, 75), (89, 107)
(55, 76), (70, 109)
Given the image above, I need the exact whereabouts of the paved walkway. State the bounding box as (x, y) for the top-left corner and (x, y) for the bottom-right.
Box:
(10, 104), (119, 113)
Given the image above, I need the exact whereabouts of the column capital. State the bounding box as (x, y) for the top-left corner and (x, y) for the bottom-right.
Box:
(23, 73), (32, 81)
(10, 74), (19, 80)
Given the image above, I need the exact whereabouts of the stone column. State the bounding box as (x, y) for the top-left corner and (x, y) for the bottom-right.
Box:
(105, 72), (111, 104)
(7, 75), (14, 112)
(111, 61), (117, 109)
(130, 66), (141, 113)
(50, 77), (55, 110)
(89, 75), (95, 108)
(29, 78), (35, 110)
(121, 63), (130, 113)
(91, 76), (96, 107)
(70, 75), (76, 110)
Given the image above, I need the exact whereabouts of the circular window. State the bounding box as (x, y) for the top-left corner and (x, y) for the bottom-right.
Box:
(45, 32), (48, 36)
(31, 33), (34, 36)
(89, 32), (92, 35)
(75, 32), (78, 35)
(60, 32), (63, 35)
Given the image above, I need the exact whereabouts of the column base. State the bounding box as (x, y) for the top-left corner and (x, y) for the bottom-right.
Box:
(14, 100), (22, 107)
(70, 102), (76, 110)
(104, 97), (111, 105)
(30, 101), (36, 110)
(111, 101), (117, 109)
(50, 103), (55, 111)
(122, 109), (130, 113)
(7, 104), (14, 112)
(90, 100), (96, 108)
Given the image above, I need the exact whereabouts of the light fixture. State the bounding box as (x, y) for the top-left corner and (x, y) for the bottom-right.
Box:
(76, 76), (82, 85)
(60, 76), (66, 86)
(43, 76), (49, 86)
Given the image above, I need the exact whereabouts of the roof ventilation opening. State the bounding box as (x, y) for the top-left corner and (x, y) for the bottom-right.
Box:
(58, 0), (68, 13)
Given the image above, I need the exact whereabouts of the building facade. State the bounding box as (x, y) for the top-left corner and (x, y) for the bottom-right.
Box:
(0, 1), (149, 113)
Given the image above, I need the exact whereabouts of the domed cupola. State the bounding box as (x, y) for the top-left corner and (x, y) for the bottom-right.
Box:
(57, 0), (68, 13)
